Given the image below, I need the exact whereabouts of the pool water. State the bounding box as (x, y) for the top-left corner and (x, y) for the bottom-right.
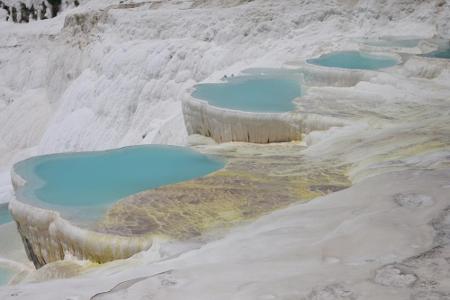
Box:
(192, 74), (302, 113)
(307, 51), (399, 70)
(14, 145), (224, 222)
(423, 47), (450, 59)
(0, 267), (12, 285)
(0, 204), (12, 225)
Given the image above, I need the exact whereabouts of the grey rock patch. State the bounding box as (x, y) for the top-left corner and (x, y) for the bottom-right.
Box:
(411, 291), (450, 300)
(303, 284), (357, 300)
(374, 264), (418, 287)
(405, 245), (445, 261)
(400, 245), (450, 291)
(414, 279), (440, 290)
(393, 193), (434, 208)
(430, 207), (450, 245)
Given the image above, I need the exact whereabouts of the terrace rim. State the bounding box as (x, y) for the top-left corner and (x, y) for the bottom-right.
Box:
(182, 95), (303, 144)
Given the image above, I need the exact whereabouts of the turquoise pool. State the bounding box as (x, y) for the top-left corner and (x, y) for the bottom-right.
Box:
(423, 47), (450, 59)
(0, 267), (12, 286)
(307, 51), (399, 70)
(192, 74), (302, 113)
(0, 204), (12, 225)
(14, 145), (224, 222)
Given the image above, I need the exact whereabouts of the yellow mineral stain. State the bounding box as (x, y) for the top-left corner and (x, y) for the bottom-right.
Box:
(97, 147), (351, 241)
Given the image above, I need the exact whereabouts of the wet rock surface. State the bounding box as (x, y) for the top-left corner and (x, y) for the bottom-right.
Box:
(97, 143), (350, 239)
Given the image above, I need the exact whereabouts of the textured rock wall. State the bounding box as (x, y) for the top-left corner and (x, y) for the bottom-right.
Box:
(182, 97), (303, 143)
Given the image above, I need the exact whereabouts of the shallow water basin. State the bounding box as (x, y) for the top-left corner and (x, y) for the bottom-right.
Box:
(13, 145), (224, 223)
(0, 267), (13, 286)
(192, 73), (303, 113)
(306, 51), (399, 70)
(423, 47), (450, 59)
(0, 204), (12, 225)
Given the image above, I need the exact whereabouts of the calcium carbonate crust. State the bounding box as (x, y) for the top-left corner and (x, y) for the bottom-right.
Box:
(9, 167), (153, 269)
(182, 96), (303, 143)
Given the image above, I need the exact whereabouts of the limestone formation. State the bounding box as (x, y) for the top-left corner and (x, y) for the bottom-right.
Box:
(182, 96), (303, 143)
(9, 144), (350, 268)
(182, 61), (391, 144)
(9, 169), (153, 268)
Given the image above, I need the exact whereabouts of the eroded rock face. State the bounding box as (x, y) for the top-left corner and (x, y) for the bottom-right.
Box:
(0, 0), (79, 22)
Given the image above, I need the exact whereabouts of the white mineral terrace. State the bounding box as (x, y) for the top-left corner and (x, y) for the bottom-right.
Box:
(182, 96), (303, 143)
(183, 52), (400, 144)
(0, 0), (449, 299)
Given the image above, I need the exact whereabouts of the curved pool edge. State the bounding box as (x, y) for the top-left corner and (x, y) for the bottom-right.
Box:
(0, 257), (31, 286)
(9, 168), (153, 269)
(305, 51), (402, 72)
(182, 96), (303, 143)
(298, 62), (370, 87)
